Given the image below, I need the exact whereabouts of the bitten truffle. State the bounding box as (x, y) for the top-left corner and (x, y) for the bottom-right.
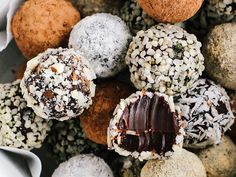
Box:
(204, 23), (236, 90)
(175, 79), (235, 148)
(228, 92), (236, 142)
(198, 136), (236, 177)
(20, 48), (96, 121)
(139, 0), (204, 23)
(52, 154), (114, 177)
(11, 0), (80, 59)
(108, 91), (184, 161)
(80, 80), (135, 145)
(69, 13), (131, 78)
(126, 24), (205, 95)
(46, 119), (105, 162)
(141, 147), (207, 177)
(0, 80), (51, 150)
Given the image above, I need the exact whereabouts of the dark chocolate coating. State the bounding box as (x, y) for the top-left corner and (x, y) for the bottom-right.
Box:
(116, 95), (179, 155)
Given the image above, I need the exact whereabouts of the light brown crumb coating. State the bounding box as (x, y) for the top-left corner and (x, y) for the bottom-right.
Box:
(80, 80), (135, 145)
(11, 0), (80, 59)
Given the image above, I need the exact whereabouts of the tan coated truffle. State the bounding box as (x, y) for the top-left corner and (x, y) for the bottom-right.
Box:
(141, 147), (206, 177)
(204, 23), (236, 90)
(198, 136), (236, 177)
(15, 62), (26, 80)
(11, 0), (80, 59)
(138, 0), (204, 23)
(80, 80), (135, 145)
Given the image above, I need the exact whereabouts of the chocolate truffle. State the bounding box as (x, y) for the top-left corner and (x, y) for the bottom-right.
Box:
(141, 147), (207, 177)
(46, 119), (105, 162)
(198, 136), (236, 177)
(126, 24), (205, 95)
(16, 62), (26, 80)
(69, 13), (131, 78)
(175, 79), (235, 149)
(204, 23), (236, 90)
(120, 0), (156, 34)
(0, 80), (51, 150)
(71, 0), (125, 17)
(139, 0), (204, 23)
(108, 91), (184, 161)
(20, 48), (96, 121)
(52, 154), (114, 177)
(80, 80), (135, 145)
(11, 0), (80, 59)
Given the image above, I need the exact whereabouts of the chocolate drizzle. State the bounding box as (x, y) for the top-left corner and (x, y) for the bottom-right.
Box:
(116, 95), (179, 155)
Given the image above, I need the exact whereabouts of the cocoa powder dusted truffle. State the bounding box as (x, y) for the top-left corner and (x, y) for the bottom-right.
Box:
(46, 119), (105, 162)
(175, 79), (235, 149)
(139, 0), (204, 23)
(52, 154), (114, 177)
(80, 80), (135, 145)
(120, 0), (156, 34)
(11, 0), (80, 59)
(126, 24), (205, 95)
(0, 80), (51, 150)
(20, 48), (96, 121)
(108, 91), (184, 161)
(69, 13), (131, 78)
(203, 23), (236, 90)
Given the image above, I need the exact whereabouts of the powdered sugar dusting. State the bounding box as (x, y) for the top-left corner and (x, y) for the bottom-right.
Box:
(69, 13), (131, 78)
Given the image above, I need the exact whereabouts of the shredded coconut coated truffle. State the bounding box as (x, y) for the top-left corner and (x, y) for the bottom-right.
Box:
(52, 154), (114, 177)
(69, 13), (131, 78)
(0, 80), (51, 150)
(108, 91), (184, 161)
(175, 79), (235, 148)
(20, 48), (96, 121)
(126, 24), (205, 95)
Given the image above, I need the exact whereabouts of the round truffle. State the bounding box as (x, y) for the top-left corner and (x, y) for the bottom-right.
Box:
(139, 0), (204, 23)
(141, 147), (207, 177)
(175, 79), (235, 149)
(69, 13), (131, 78)
(0, 80), (51, 150)
(16, 62), (26, 80)
(204, 23), (236, 90)
(120, 0), (156, 34)
(198, 136), (236, 177)
(80, 80), (135, 145)
(72, 0), (125, 17)
(206, 0), (236, 24)
(52, 154), (114, 177)
(46, 119), (105, 162)
(20, 48), (96, 121)
(11, 0), (80, 59)
(126, 24), (205, 95)
(108, 91), (184, 161)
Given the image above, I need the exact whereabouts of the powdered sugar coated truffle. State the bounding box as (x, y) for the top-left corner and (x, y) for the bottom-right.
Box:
(108, 91), (184, 161)
(52, 154), (114, 177)
(126, 23), (205, 95)
(69, 13), (131, 78)
(175, 79), (235, 148)
(20, 48), (96, 121)
(0, 80), (51, 150)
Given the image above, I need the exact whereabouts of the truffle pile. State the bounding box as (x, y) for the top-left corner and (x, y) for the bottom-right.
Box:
(126, 23), (205, 95)
(175, 79), (235, 148)
(21, 48), (96, 121)
(0, 80), (51, 150)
